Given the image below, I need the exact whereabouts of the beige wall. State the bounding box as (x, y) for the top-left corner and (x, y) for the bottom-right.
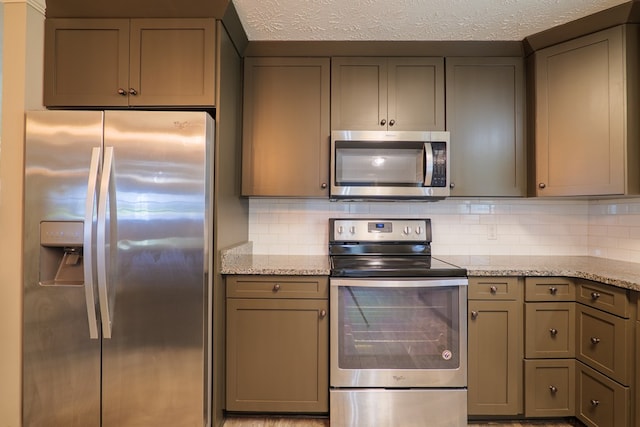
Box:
(0, 0), (44, 425)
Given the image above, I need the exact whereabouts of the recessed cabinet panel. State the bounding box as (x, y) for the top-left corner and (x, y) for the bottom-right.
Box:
(446, 57), (525, 197)
(525, 302), (575, 359)
(242, 57), (330, 196)
(44, 19), (130, 107)
(576, 361), (629, 427)
(524, 359), (575, 418)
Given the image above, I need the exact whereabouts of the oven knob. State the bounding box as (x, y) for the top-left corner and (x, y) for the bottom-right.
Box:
(416, 226), (423, 235)
(349, 226), (356, 234)
(403, 226), (412, 235)
(337, 226), (344, 235)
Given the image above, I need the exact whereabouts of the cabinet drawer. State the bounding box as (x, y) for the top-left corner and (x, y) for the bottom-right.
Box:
(576, 304), (632, 385)
(525, 302), (575, 359)
(576, 280), (630, 318)
(525, 277), (575, 301)
(524, 359), (575, 418)
(227, 276), (328, 299)
(576, 361), (629, 427)
(468, 276), (521, 300)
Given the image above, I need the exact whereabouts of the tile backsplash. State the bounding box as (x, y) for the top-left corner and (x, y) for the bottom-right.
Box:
(247, 197), (640, 264)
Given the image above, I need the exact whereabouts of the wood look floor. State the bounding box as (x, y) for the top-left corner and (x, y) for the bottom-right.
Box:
(223, 416), (582, 426)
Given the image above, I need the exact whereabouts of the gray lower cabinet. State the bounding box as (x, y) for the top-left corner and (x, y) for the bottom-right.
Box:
(467, 277), (523, 416)
(445, 57), (525, 197)
(225, 276), (328, 413)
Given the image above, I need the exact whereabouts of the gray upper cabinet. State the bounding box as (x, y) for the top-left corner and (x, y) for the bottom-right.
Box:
(533, 24), (640, 197)
(44, 18), (216, 107)
(242, 57), (330, 197)
(331, 57), (445, 131)
(446, 57), (525, 197)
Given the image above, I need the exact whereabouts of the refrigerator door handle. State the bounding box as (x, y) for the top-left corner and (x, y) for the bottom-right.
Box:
(97, 146), (115, 339)
(83, 147), (101, 339)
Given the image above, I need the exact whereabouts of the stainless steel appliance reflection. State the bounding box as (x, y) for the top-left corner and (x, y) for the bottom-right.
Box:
(23, 110), (214, 427)
(329, 219), (468, 427)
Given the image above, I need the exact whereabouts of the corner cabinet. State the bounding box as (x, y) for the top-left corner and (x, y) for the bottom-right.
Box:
(242, 57), (330, 197)
(467, 277), (523, 416)
(445, 57), (525, 197)
(44, 18), (216, 107)
(225, 276), (329, 413)
(533, 24), (640, 197)
(331, 57), (445, 131)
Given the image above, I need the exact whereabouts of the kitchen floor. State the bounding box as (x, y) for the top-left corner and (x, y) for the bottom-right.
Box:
(223, 416), (583, 426)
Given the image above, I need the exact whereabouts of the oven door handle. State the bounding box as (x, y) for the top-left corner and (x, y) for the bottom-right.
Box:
(330, 278), (468, 288)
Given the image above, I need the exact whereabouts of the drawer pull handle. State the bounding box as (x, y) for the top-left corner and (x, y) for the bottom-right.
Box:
(591, 292), (600, 300)
(549, 287), (558, 295)
(549, 328), (558, 336)
(273, 284), (280, 292)
(590, 399), (600, 407)
(489, 286), (497, 294)
(590, 337), (601, 344)
(549, 385), (558, 393)
(471, 311), (478, 320)
(319, 309), (327, 319)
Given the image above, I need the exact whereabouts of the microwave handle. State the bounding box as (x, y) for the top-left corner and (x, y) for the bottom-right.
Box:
(423, 143), (433, 186)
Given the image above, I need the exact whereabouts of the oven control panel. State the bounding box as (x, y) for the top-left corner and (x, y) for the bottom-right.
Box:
(331, 219), (431, 242)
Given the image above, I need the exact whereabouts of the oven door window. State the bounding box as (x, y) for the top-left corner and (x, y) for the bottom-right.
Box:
(335, 144), (424, 186)
(337, 285), (460, 370)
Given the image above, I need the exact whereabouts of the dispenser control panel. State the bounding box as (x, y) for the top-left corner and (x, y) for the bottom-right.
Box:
(40, 221), (83, 247)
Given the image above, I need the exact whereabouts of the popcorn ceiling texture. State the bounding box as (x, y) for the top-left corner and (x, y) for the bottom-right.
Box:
(232, 0), (628, 41)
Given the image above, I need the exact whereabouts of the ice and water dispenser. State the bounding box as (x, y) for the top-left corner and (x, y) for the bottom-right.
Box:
(39, 221), (84, 286)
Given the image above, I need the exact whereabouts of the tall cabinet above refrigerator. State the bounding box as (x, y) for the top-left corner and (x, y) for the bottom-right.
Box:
(23, 110), (215, 427)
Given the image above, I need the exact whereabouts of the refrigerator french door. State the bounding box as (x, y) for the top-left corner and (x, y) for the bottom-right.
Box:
(23, 110), (214, 427)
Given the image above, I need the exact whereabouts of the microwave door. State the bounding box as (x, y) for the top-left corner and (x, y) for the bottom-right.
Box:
(423, 143), (433, 187)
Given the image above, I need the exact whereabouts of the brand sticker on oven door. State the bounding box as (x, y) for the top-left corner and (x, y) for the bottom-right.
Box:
(442, 350), (453, 360)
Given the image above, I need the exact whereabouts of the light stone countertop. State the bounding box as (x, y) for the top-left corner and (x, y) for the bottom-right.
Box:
(221, 243), (640, 292)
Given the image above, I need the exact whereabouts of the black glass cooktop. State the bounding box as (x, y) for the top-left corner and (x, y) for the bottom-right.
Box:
(330, 255), (467, 278)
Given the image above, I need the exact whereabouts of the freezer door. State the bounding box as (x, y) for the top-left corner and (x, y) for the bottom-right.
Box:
(101, 111), (213, 427)
(23, 111), (104, 427)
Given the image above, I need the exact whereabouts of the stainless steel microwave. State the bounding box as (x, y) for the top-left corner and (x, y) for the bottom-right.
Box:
(330, 130), (450, 200)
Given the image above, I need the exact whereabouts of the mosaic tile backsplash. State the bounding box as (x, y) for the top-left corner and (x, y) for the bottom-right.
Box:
(248, 197), (640, 264)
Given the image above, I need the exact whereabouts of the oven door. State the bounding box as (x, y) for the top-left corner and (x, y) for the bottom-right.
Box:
(330, 277), (467, 388)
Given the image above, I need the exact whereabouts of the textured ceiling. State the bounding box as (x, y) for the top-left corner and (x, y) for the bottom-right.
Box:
(232, 0), (629, 41)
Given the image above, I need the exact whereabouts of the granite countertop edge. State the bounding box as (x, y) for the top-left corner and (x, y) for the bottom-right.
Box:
(220, 244), (640, 292)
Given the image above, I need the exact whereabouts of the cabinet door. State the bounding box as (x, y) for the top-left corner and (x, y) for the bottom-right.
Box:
(129, 19), (215, 106)
(576, 361), (629, 427)
(331, 57), (387, 131)
(242, 57), (330, 196)
(446, 57), (525, 196)
(226, 298), (328, 413)
(525, 302), (575, 359)
(534, 26), (625, 196)
(524, 359), (575, 418)
(387, 58), (444, 131)
(44, 18), (130, 107)
(468, 300), (522, 415)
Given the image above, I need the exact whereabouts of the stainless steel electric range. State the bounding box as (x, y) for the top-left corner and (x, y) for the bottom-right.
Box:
(329, 218), (468, 427)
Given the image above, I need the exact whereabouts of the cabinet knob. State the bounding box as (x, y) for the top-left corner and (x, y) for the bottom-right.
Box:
(117, 88), (127, 96)
(591, 292), (600, 300)
(129, 88), (138, 96)
(319, 309), (327, 319)
(590, 399), (600, 407)
(538, 183), (546, 189)
(470, 311), (478, 320)
(380, 119), (387, 126)
(489, 286), (498, 294)
(273, 284), (280, 292)
(590, 337), (601, 345)
(549, 385), (558, 393)
(321, 182), (327, 189)
(389, 119), (396, 126)
(449, 182), (455, 189)
(549, 287), (558, 295)
(549, 328), (558, 336)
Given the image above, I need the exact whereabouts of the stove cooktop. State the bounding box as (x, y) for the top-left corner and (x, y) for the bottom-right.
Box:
(330, 255), (467, 278)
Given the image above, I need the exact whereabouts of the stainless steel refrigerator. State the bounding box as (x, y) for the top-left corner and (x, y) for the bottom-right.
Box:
(23, 110), (215, 427)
